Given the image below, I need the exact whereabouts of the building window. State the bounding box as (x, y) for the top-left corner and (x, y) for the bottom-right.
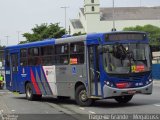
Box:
(91, 0), (94, 3)
(92, 6), (95, 11)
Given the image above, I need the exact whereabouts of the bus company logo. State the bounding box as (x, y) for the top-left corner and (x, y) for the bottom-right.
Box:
(46, 70), (48, 76)
(45, 70), (54, 76)
(22, 68), (25, 74)
(59, 67), (67, 74)
(21, 68), (27, 77)
(59, 67), (67, 71)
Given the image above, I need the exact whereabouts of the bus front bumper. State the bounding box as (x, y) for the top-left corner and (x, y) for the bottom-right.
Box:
(103, 82), (153, 98)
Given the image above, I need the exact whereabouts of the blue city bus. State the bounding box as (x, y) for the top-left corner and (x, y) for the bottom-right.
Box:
(4, 31), (153, 106)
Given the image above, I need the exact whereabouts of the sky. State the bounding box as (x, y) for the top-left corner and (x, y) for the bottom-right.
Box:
(0, 0), (160, 46)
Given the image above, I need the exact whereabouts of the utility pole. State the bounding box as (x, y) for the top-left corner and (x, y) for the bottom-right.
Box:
(112, 0), (116, 31)
(61, 6), (69, 34)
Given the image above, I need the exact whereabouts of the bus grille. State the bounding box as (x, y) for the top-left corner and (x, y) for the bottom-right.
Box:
(119, 74), (145, 81)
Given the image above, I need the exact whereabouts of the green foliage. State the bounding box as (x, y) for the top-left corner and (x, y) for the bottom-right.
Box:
(123, 24), (160, 45)
(21, 23), (65, 43)
(0, 46), (5, 62)
(72, 32), (86, 36)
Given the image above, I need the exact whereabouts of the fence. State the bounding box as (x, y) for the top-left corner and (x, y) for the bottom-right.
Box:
(152, 64), (160, 80)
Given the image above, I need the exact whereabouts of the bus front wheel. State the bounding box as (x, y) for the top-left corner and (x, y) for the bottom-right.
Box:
(75, 85), (93, 106)
(114, 95), (133, 103)
(26, 83), (42, 101)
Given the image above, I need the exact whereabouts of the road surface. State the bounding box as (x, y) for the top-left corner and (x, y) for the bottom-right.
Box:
(0, 81), (160, 120)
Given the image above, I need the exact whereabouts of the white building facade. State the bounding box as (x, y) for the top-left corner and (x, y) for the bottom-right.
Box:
(69, 0), (160, 35)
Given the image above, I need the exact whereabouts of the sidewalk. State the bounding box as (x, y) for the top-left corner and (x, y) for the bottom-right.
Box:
(153, 80), (160, 87)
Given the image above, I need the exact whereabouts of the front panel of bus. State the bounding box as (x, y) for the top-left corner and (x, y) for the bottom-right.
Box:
(99, 32), (153, 98)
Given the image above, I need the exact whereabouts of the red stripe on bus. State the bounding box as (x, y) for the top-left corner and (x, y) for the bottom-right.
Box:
(30, 69), (41, 95)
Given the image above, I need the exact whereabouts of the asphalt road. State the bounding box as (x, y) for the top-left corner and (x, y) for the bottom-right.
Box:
(0, 81), (160, 120)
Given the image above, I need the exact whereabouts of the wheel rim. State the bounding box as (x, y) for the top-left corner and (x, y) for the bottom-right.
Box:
(79, 90), (88, 102)
(26, 86), (32, 98)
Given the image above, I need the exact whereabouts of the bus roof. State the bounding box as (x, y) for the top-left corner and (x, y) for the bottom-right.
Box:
(5, 35), (88, 50)
(5, 31), (148, 50)
(5, 38), (55, 50)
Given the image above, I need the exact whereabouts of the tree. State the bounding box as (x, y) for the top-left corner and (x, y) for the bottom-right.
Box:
(72, 32), (86, 36)
(0, 46), (5, 63)
(123, 24), (160, 45)
(21, 23), (65, 43)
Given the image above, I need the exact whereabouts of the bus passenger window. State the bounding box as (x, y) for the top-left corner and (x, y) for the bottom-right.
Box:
(20, 49), (27, 66)
(55, 44), (69, 65)
(28, 47), (41, 66)
(70, 42), (84, 65)
(41, 46), (55, 66)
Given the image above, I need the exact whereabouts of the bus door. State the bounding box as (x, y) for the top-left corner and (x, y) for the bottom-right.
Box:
(10, 51), (19, 92)
(88, 45), (101, 97)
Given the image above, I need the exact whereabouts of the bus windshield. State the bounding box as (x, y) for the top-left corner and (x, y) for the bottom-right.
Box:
(103, 43), (151, 74)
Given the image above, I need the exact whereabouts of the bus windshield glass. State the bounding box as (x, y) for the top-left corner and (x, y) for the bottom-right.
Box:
(103, 43), (151, 74)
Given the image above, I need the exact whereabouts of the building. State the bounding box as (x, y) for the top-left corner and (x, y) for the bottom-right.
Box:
(69, 0), (160, 35)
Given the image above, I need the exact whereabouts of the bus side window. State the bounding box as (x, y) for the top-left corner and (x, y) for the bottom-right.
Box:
(28, 47), (41, 66)
(70, 42), (84, 65)
(55, 44), (69, 65)
(41, 46), (55, 66)
(20, 49), (27, 66)
(5, 50), (10, 67)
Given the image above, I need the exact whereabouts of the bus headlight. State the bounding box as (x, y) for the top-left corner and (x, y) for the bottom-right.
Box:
(146, 81), (149, 85)
(146, 79), (152, 85)
(106, 81), (110, 85)
(104, 81), (114, 87)
(149, 79), (152, 82)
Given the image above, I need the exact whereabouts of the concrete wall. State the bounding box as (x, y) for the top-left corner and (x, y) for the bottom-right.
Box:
(79, 10), (87, 33)
(69, 20), (85, 35)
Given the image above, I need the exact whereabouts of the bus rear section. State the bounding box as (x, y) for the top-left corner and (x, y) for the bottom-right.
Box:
(5, 49), (20, 92)
(4, 38), (90, 104)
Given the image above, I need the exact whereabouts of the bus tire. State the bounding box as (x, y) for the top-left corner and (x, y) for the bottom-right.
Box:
(75, 85), (93, 106)
(34, 94), (42, 100)
(114, 95), (133, 103)
(25, 83), (40, 101)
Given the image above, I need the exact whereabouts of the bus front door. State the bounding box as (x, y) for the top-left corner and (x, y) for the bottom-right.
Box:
(88, 46), (101, 97)
(10, 52), (19, 92)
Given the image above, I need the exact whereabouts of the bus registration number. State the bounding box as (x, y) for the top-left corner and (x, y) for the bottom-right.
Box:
(127, 90), (136, 94)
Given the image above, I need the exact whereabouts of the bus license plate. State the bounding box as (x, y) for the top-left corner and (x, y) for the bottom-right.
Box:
(127, 90), (136, 94)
